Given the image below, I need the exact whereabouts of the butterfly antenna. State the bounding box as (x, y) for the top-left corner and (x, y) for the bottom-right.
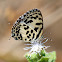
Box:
(24, 47), (32, 50)
(41, 39), (48, 45)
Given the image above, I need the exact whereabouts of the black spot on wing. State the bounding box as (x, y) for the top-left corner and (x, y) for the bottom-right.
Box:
(35, 23), (43, 40)
(19, 17), (21, 19)
(18, 37), (20, 39)
(23, 24), (26, 26)
(27, 17), (29, 18)
(14, 24), (17, 27)
(32, 33), (35, 39)
(26, 12), (29, 14)
(36, 23), (42, 25)
(35, 13), (37, 14)
(37, 10), (40, 12)
(31, 15), (38, 19)
(30, 11), (32, 13)
(29, 34), (31, 36)
(19, 25), (21, 26)
(34, 9), (38, 11)
(20, 34), (23, 40)
(12, 33), (15, 37)
(27, 34), (31, 39)
(25, 38), (27, 41)
(16, 30), (19, 33)
(34, 27), (39, 32)
(29, 39), (31, 41)
(31, 30), (33, 33)
(24, 26), (29, 30)
(30, 15), (32, 16)
(39, 18), (42, 20)
(31, 17), (36, 19)
(36, 15), (38, 18)
(26, 20), (33, 24)
(17, 19), (21, 23)
(24, 14), (26, 17)
(27, 36), (30, 38)
(38, 13), (42, 16)
(16, 27), (19, 30)
(26, 31), (29, 34)
(24, 19), (27, 23)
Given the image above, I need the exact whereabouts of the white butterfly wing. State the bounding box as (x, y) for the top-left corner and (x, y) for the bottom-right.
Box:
(11, 9), (43, 42)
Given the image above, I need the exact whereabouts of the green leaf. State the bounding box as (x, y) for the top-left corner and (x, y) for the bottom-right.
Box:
(25, 50), (56, 62)
(37, 57), (49, 62)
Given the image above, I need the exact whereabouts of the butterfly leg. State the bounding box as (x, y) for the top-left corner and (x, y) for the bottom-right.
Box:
(24, 44), (33, 46)
(23, 46), (32, 50)
(43, 46), (50, 50)
(41, 39), (48, 45)
(40, 38), (47, 44)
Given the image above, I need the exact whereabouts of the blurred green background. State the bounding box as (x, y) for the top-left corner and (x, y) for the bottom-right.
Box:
(0, 0), (62, 62)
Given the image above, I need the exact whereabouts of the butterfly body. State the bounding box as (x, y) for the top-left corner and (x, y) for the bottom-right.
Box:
(11, 9), (43, 43)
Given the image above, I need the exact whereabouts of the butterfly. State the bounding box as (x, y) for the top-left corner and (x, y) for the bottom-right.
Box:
(11, 9), (43, 43)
